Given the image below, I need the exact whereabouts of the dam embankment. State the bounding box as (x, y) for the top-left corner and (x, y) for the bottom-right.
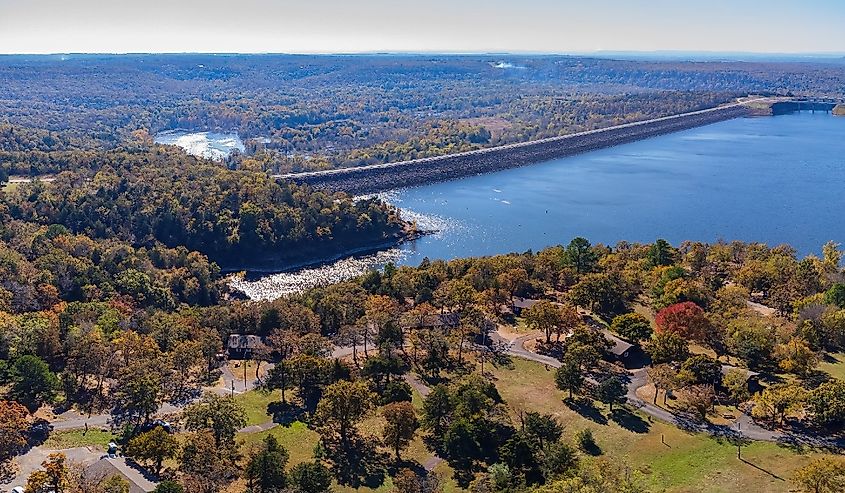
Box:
(278, 104), (750, 194)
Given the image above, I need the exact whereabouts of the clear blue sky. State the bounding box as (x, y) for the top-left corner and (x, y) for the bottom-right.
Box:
(1, 0), (843, 54)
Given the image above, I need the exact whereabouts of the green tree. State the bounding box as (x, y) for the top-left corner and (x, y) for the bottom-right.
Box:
(647, 239), (677, 267)
(382, 401), (418, 463)
(554, 360), (584, 400)
(678, 355), (722, 386)
(610, 313), (653, 344)
(596, 376), (627, 412)
(824, 284), (845, 309)
(125, 427), (178, 474)
(11, 355), (59, 409)
(152, 481), (184, 493)
(288, 461), (333, 493)
(101, 475), (129, 493)
(542, 442), (579, 480)
(563, 237), (597, 275)
(183, 392), (247, 447)
(523, 412), (563, 450)
(245, 434), (289, 493)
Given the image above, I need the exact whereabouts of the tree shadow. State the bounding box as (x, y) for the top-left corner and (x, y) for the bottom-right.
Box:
(565, 398), (608, 425)
(800, 370), (831, 389)
(268, 400), (307, 426)
(168, 386), (202, 407)
(610, 408), (650, 434)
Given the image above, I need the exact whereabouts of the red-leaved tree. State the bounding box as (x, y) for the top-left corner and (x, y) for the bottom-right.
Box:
(655, 302), (710, 343)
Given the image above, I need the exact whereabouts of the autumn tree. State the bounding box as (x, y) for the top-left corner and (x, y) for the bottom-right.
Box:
(523, 300), (565, 344)
(807, 380), (845, 427)
(382, 401), (419, 463)
(179, 431), (239, 493)
(647, 331), (690, 365)
(793, 457), (845, 493)
(0, 400), (30, 474)
(125, 427), (178, 474)
(774, 337), (818, 377)
(647, 364), (678, 405)
(25, 453), (69, 493)
(314, 380), (379, 486)
(654, 302), (710, 343)
(677, 384), (716, 421)
(752, 383), (806, 426)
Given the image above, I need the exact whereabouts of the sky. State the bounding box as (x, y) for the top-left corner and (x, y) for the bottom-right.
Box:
(1, 0), (844, 55)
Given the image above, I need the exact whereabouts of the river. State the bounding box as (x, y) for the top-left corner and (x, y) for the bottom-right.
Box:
(155, 130), (245, 161)
(231, 111), (845, 300)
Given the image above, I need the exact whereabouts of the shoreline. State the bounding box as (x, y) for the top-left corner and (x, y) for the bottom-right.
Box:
(277, 102), (754, 194)
(221, 228), (430, 275)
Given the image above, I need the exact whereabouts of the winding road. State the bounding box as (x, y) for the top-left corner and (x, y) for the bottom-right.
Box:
(501, 331), (787, 443)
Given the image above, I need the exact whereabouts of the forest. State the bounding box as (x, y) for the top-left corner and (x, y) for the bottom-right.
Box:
(4, 228), (845, 492)
(3, 54), (845, 176)
(4, 53), (845, 493)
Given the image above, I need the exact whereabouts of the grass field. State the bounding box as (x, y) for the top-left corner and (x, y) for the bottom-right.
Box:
(43, 429), (115, 449)
(233, 389), (278, 426)
(817, 351), (845, 381)
(489, 357), (836, 493)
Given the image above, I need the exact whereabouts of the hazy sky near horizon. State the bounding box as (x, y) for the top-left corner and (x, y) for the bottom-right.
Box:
(1, 0), (843, 54)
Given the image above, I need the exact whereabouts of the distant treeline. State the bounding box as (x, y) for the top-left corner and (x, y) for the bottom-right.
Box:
(2, 54), (844, 176)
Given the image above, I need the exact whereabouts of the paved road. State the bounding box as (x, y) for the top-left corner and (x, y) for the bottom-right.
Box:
(499, 330), (789, 443)
(6, 446), (100, 491)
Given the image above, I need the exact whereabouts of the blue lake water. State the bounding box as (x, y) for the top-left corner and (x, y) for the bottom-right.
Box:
(233, 112), (845, 299)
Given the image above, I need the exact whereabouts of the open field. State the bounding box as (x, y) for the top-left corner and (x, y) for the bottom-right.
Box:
(43, 429), (116, 450)
(489, 358), (837, 493)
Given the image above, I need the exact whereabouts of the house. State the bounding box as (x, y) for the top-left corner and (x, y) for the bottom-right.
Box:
(85, 457), (157, 493)
(602, 329), (634, 360)
(226, 334), (264, 359)
(512, 297), (540, 316)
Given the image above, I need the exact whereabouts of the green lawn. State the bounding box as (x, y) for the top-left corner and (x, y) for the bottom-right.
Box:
(43, 429), (115, 449)
(489, 357), (834, 493)
(233, 389), (278, 426)
(817, 351), (845, 381)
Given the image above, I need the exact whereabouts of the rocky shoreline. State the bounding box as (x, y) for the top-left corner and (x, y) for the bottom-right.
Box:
(281, 105), (750, 194)
(223, 226), (428, 276)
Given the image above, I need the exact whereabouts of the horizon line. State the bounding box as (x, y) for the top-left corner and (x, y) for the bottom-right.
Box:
(1, 49), (844, 58)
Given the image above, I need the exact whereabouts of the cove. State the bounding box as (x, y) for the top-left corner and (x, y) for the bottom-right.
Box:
(233, 111), (845, 300)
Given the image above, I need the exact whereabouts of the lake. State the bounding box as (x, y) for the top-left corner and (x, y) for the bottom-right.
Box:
(155, 130), (244, 161)
(232, 111), (845, 300)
